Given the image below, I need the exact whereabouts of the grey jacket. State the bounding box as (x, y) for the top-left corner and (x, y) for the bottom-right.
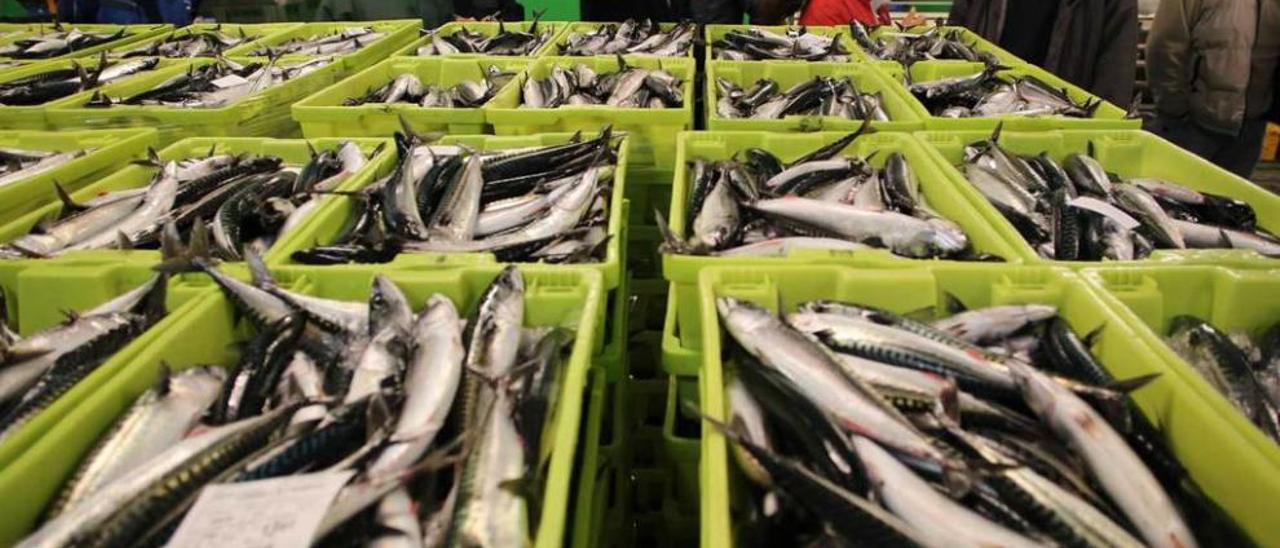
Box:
(1147, 0), (1280, 135)
(948, 0), (1139, 107)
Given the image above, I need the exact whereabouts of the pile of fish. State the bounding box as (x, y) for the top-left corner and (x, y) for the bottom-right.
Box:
(0, 27), (127, 59)
(343, 65), (515, 108)
(661, 128), (975, 260)
(0, 141), (374, 260)
(292, 128), (617, 265)
(23, 264), (572, 548)
(716, 296), (1247, 547)
(86, 57), (333, 109)
(0, 147), (91, 190)
(0, 274), (167, 445)
(851, 22), (999, 65)
(958, 126), (1279, 260)
(249, 26), (383, 56)
(112, 27), (250, 58)
(908, 65), (1100, 119)
(556, 19), (694, 57)
(0, 56), (159, 106)
(520, 57), (683, 108)
(1166, 316), (1280, 443)
(417, 18), (552, 56)
(714, 76), (889, 121)
(712, 27), (851, 62)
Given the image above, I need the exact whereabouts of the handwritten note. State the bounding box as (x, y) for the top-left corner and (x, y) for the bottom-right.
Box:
(167, 471), (354, 548)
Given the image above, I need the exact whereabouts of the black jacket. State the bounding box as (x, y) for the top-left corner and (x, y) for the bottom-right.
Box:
(948, 0), (1139, 107)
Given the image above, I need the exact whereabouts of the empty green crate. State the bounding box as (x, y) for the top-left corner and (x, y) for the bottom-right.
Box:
(0, 128), (156, 227)
(695, 263), (1275, 548)
(224, 20), (419, 72)
(394, 20), (566, 58)
(45, 56), (350, 141)
(0, 23), (172, 61)
(0, 137), (396, 267)
(548, 22), (694, 59)
(0, 264), (604, 547)
(104, 22), (303, 58)
(293, 56), (528, 137)
(485, 56), (695, 170)
(880, 61), (1137, 131)
(705, 61), (924, 132)
(664, 130), (1027, 352)
(916, 129), (1280, 267)
(703, 24), (866, 63)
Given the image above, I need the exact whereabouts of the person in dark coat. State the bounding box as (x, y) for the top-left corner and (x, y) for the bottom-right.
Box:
(947, 0), (1139, 107)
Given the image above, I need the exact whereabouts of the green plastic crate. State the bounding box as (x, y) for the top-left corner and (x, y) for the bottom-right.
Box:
(293, 56), (528, 137)
(273, 132), (630, 294)
(0, 264), (604, 547)
(548, 22), (693, 59)
(866, 24), (1023, 66)
(694, 263), (1276, 548)
(104, 22), (303, 58)
(0, 128), (156, 226)
(0, 261), (217, 515)
(879, 61), (1138, 131)
(0, 56), (170, 130)
(224, 20), (420, 72)
(663, 130), (1027, 352)
(44, 56), (350, 141)
(485, 56), (695, 170)
(703, 24), (866, 64)
(569, 365), (630, 548)
(0, 137), (395, 267)
(704, 60), (924, 133)
(1082, 265), (1280, 546)
(916, 129), (1280, 267)
(393, 20), (566, 58)
(0, 23), (172, 61)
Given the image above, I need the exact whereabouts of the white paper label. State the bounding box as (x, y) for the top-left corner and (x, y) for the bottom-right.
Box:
(167, 471), (354, 548)
(1068, 196), (1141, 230)
(210, 74), (250, 89)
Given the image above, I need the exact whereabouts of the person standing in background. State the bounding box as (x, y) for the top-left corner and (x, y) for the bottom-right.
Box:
(798, 0), (890, 26)
(1146, 0), (1280, 178)
(947, 0), (1139, 107)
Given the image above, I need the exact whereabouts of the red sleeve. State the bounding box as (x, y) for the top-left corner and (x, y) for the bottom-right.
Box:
(799, 0), (879, 25)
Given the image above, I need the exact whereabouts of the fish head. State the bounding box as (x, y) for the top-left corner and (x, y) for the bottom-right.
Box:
(369, 274), (413, 335)
(717, 297), (775, 341)
(417, 294), (460, 329)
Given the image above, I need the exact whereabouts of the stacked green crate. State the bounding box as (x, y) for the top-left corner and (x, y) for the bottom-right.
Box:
(0, 137), (396, 267)
(0, 56), (171, 130)
(102, 22), (303, 58)
(694, 263), (1275, 548)
(394, 20), (566, 58)
(44, 56), (352, 140)
(293, 56), (528, 137)
(223, 20), (420, 72)
(0, 24), (172, 62)
(0, 128), (156, 226)
(0, 265), (605, 548)
(916, 129), (1280, 267)
(485, 56), (694, 170)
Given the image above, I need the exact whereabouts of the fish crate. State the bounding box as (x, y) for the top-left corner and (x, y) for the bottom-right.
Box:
(1082, 265), (1280, 547)
(102, 22), (303, 58)
(546, 22), (694, 59)
(393, 21), (567, 58)
(0, 261), (218, 532)
(878, 61), (1138, 131)
(663, 130), (1027, 353)
(292, 56), (529, 138)
(864, 24), (1025, 67)
(916, 129), (1280, 267)
(702, 24), (868, 64)
(569, 366), (632, 548)
(695, 263), (1271, 548)
(0, 137), (396, 268)
(704, 60), (924, 133)
(0, 128), (156, 227)
(0, 56), (173, 131)
(223, 19), (420, 72)
(0, 265), (605, 548)
(484, 56), (695, 170)
(0, 23), (173, 62)
(271, 132), (631, 297)
(43, 56), (351, 142)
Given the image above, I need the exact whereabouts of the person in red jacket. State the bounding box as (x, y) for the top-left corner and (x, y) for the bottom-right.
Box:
(799, 0), (890, 26)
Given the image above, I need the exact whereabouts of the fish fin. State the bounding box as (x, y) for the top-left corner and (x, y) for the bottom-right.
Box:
(60, 308), (81, 324)
(245, 248), (276, 289)
(51, 179), (84, 214)
(115, 230), (134, 250)
(614, 52), (629, 72)
(1081, 324), (1104, 348)
(497, 477), (539, 500)
(154, 219), (214, 274)
(1087, 140), (1097, 159)
(158, 220), (185, 263)
(1106, 372), (1161, 394)
(942, 292), (968, 314)
(154, 362), (173, 396)
(988, 121), (1003, 145)
(654, 209), (690, 254)
(1216, 228), (1234, 248)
